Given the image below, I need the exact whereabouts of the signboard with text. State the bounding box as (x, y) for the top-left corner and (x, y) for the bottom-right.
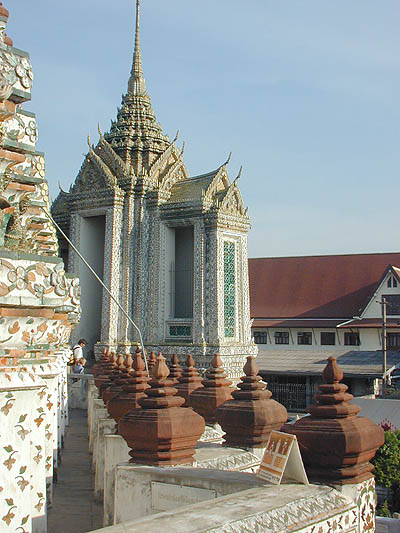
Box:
(257, 430), (308, 485)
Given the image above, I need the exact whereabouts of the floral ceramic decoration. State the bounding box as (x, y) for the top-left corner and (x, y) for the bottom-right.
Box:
(0, 370), (42, 532)
(29, 380), (46, 527)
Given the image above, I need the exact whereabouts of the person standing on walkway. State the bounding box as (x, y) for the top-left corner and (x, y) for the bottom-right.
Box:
(72, 339), (87, 365)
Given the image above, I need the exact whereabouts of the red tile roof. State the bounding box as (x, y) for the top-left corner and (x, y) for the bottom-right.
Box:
(249, 253), (400, 319)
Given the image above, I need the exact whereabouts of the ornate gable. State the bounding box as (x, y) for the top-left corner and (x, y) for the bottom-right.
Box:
(150, 142), (176, 179)
(146, 141), (189, 197)
(51, 190), (68, 218)
(70, 154), (113, 195)
(218, 181), (248, 217)
(204, 164), (231, 202)
(158, 152), (188, 194)
(97, 127), (131, 184)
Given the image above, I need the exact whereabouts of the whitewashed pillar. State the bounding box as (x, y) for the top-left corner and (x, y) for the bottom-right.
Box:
(0, 368), (45, 533)
(334, 477), (378, 533)
(32, 362), (61, 505)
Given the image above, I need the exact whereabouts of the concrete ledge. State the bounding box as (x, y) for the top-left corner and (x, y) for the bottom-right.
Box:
(92, 484), (355, 533)
(113, 465), (269, 525)
(377, 517), (400, 532)
(194, 441), (262, 473)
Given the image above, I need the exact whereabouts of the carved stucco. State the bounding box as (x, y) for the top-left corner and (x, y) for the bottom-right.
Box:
(204, 488), (357, 533)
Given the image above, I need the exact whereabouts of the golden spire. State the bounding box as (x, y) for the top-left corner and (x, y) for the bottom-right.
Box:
(128, 0), (146, 95)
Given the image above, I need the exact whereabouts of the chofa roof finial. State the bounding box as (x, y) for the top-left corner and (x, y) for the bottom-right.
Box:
(58, 180), (69, 195)
(223, 152), (232, 167)
(233, 165), (243, 185)
(172, 130), (179, 143)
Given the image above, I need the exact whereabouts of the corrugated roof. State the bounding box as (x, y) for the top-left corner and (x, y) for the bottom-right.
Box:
(249, 253), (400, 319)
(350, 398), (400, 431)
(256, 348), (400, 377)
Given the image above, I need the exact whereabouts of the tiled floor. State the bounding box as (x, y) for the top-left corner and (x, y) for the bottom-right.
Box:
(47, 409), (103, 533)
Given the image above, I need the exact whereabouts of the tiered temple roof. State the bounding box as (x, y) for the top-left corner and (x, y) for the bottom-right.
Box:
(52, 0), (248, 223)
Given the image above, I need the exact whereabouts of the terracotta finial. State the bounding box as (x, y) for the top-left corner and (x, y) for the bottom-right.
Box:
(133, 348), (145, 372)
(175, 354), (203, 406)
(152, 352), (170, 380)
(125, 353), (133, 371)
(189, 353), (233, 425)
(211, 353), (222, 368)
(110, 349), (150, 428)
(243, 354), (259, 376)
(94, 350), (116, 392)
(322, 356), (343, 384)
(92, 347), (110, 378)
(148, 351), (156, 374)
(117, 353), (125, 369)
(216, 355), (287, 448)
(119, 352), (205, 466)
(101, 353), (125, 403)
(283, 358), (384, 485)
(169, 353), (183, 385)
(102, 354), (128, 404)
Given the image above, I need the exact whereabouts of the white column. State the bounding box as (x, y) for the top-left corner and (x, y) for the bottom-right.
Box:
(101, 205), (123, 347)
(192, 220), (206, 345)
(0, 368), (45, 533)
(32, 362), (62, 506)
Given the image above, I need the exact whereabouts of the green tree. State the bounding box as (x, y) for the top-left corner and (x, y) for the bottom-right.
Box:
(373, 430), (400, 488)
(373, 429), (400, 513)
(377, 500), (391, 518)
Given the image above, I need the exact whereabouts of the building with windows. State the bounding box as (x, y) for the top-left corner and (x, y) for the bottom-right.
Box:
(51, 0), (256, 377)
(249, 253), (400, 409)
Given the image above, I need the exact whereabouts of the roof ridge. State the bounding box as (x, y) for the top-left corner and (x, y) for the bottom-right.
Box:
(249, 252), (400, 260)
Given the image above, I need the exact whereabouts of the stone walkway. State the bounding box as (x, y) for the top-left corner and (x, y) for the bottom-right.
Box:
(47, 409), (103, 533)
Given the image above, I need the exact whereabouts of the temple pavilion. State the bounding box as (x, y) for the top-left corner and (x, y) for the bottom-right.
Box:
(52, 0), (256, 377)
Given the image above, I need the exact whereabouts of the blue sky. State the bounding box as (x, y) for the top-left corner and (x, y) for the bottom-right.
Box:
(7, 1), (400, 258)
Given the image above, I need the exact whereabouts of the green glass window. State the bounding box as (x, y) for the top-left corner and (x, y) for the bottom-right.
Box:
(224, 241), (235, 337)
(169, 325), (191, 337)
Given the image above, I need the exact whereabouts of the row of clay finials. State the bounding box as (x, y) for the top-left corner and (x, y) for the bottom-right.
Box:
(92, 351), (384, 485)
